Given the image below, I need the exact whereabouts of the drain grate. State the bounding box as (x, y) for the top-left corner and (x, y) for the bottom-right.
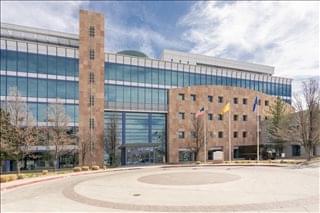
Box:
(132, 193), (141, 197)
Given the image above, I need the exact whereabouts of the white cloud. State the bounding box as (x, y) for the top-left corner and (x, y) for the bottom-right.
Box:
(0, 1), (183, 58)
(179, 1), (319, 85)
(1, 1), (88, 33)
(106, 24), (185, 58)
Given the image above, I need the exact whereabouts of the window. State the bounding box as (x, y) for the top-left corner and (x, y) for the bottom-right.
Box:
(218, 131), (223, 138)
(191, 94), (196, 101)
(89, 72), (95, 83)
(233, 97), (238, 104)
(242, 115), (247, 121)
(191, 131), (196, 138)
(218, 114), (223, 121)
(292, 145), (301, 156)
(233, 131), (238, 138)
(208, 95), (213, 102)
(218, 96), (223, 103)
(233, 114), (238, 121)
(265, 116), (268, 120)
(208, 113), (213, 120)
(89, 95), (95, 106)
(89, 26), (95, 37)
(265, 100), (269, 106)
(89, 49), (95, 60)
(209, 131), (214, 138)
(178, 131), (185, 139)
(178, 112), (185, 120)
(89, 118), (95, 129)
(243, 98), (247, 105)
(242, 131), (247, 138)
(178, 93), (185, 101)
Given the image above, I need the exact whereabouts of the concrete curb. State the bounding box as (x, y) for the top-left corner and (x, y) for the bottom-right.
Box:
(161, 163), (292, 168)
(0, 170), (107, 192)
(0, 164), (295, 192)
(0, 166), (150, 192)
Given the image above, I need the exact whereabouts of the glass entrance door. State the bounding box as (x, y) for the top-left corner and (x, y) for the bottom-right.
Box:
(126, 147), (155, 165)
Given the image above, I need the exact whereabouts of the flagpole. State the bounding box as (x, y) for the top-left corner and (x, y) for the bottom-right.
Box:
(228, 107), (231, 162)
(257, 100), (260, 162)
(204, 108), (207, 163)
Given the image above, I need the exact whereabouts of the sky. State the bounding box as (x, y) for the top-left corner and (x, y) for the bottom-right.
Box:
(1, 1), (319, 95)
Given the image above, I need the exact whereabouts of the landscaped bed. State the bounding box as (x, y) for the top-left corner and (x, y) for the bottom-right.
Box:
(0, 165), (105, 183)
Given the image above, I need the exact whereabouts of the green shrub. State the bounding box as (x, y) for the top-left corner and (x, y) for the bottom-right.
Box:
(81, 166), (89, 171)
(91, 165), (99, 170)
(42, 170), (49, 175)
(73, 167), (82, 172)
(196, 161), (201, 165)
(17, 174), (24, 179)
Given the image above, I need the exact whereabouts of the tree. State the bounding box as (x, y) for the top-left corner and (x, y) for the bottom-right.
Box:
(154, 130), (166, 163)
(4, 87), (38, 174)
(106, 115), (119, 166)
(47, 103), (72, 170)
(188, 116), (204, 161)
(290, 79), (320, 160)
(79, 133), (90, 166)
(267, 96), (288, 157)
(0, 108), (14, 171)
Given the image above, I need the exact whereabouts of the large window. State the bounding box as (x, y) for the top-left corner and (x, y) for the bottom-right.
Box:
(104, 62), (291, 102)
(1, 49), (78, 76)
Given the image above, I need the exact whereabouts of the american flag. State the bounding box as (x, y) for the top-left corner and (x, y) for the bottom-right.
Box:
(196, 107), (205, 118)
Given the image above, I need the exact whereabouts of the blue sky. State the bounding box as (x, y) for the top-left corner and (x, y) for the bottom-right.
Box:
(1, 1), (319, 94)
(88, 1), (195, 57)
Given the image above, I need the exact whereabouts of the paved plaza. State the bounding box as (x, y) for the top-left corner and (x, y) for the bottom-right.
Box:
(1, 165), (319, 212)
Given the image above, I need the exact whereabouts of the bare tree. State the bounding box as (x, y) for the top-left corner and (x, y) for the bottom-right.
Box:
(5, 87), (37, 174)
(188, 116), (204, 161)
(106, 115), (119, 166)
(79, 133), (90, 166)
(47, 103), (72, 170)
(290, 79), (320, 160)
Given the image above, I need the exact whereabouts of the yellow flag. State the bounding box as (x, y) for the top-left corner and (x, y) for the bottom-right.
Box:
(221, 102), (230, 114)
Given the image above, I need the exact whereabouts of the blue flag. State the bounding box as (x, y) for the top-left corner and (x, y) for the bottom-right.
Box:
(253, 96), (258, 112)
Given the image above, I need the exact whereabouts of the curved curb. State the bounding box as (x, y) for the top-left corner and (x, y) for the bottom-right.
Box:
(0, 170), (106, 192)
(161, 163), (292, 169)
(0, 167), (144, 192)
(0, 164), (305, 192)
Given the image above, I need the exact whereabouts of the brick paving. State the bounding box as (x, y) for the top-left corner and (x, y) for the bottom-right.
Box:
(2, 165), (319, 212)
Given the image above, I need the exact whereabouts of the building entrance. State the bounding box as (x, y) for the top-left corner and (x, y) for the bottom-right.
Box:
(125, 145), (164, 165)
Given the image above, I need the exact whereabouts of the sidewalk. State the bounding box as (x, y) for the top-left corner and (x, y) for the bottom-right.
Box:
(0, 165), (160, 192)
(0, 163), (300, 192)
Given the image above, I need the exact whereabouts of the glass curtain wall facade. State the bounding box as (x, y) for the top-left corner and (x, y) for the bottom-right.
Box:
(0, 40), (79, 126)
(104, 55), (291, 113)
(104, 112), (166, 165)
(0, 23), (292, 166)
